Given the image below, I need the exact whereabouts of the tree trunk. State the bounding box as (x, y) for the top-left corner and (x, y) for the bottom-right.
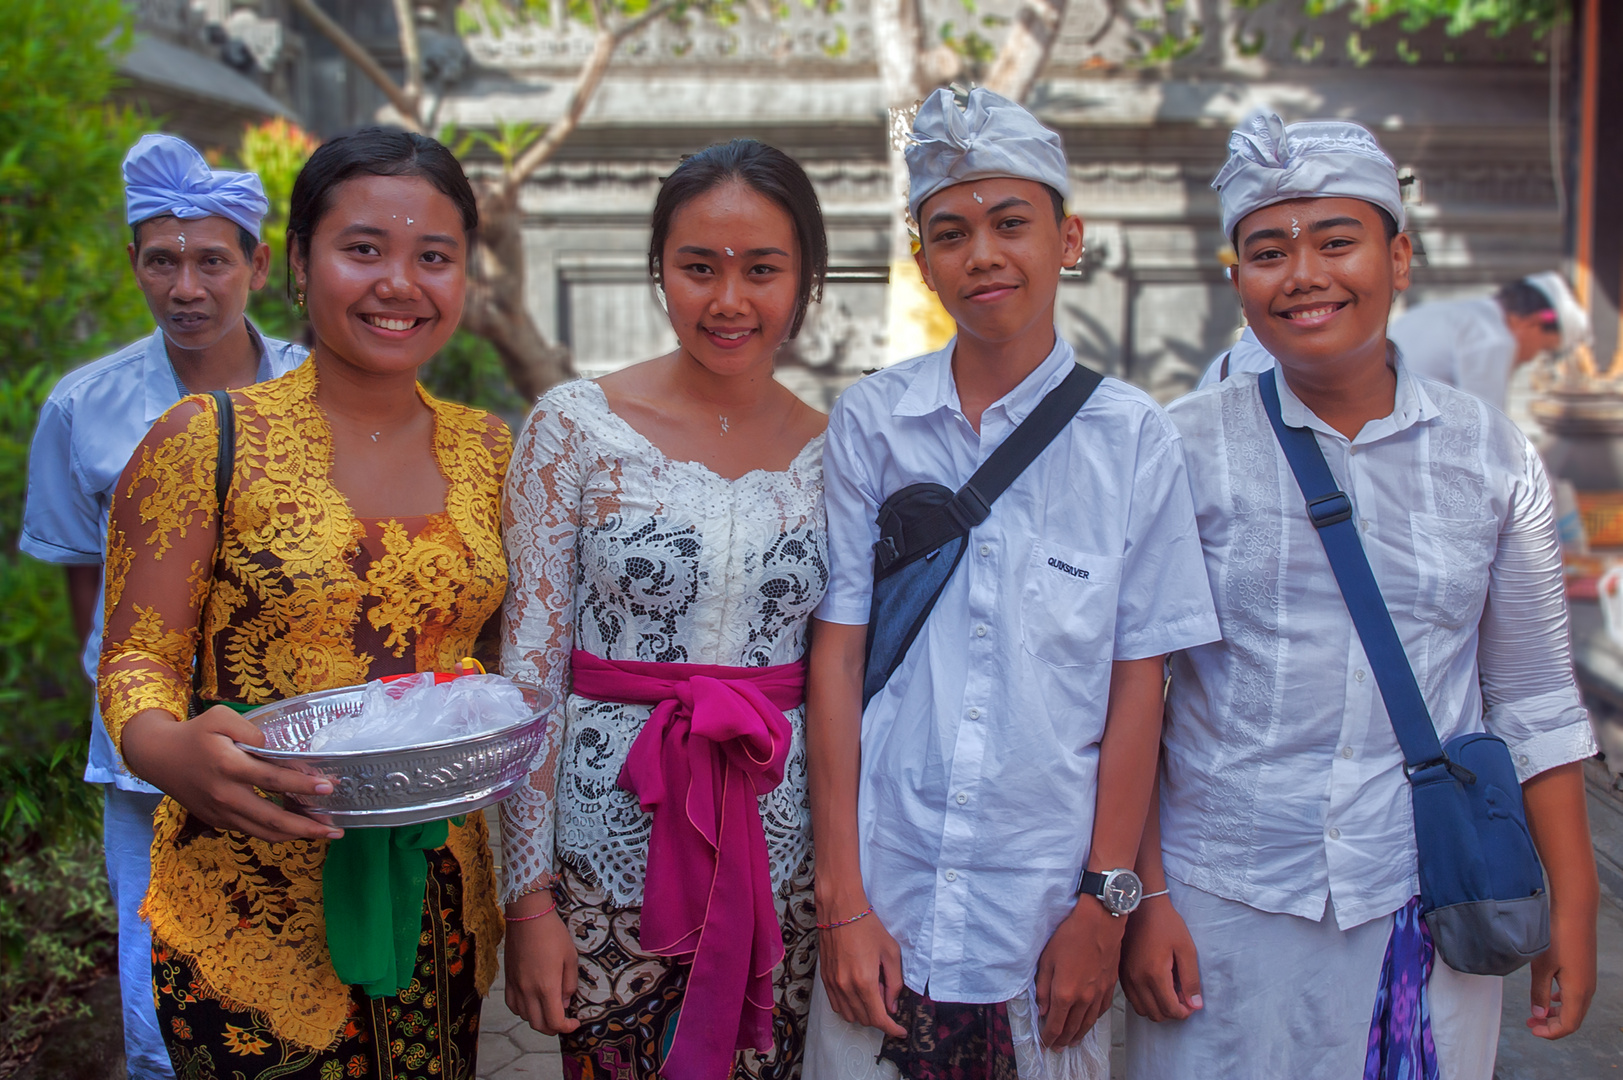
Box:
(983, 0), (1070, 102)
(463, 187), (573, 402)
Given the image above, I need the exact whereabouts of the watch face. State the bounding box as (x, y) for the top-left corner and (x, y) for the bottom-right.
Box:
(1101, 870), (1143, 914)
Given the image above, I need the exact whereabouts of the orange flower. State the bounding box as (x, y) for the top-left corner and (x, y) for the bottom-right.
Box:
(221, 1023), (271, 1056)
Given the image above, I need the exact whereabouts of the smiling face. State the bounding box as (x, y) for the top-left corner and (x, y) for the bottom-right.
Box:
(128, 215), (270, 352)
(659, 180), (802, 376)
(290, 174), (466, 379)
(913, 177), (1085, 353)
(1232, 196), (1411, 375)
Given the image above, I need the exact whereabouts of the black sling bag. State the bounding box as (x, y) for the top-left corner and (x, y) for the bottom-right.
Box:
(862, 363), (1103, 706)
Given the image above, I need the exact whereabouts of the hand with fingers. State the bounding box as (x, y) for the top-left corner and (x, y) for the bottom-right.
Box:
(1119, 893), (1203, 1022)
(1035, 898), (1128, 1049)
(818, 902), (907, 1038)
(120, 705), (345, 843)
(504, 895), (581, 1036)
(1526, 902), (1596, 1040)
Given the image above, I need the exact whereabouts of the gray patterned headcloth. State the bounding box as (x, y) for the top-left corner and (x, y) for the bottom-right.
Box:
(905, 87), (1070, 223)
(1212, 109), (1404, 242)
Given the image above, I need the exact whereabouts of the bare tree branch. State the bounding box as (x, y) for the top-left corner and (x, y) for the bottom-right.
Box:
(984, 0), (1069, 101)
(500, 0), (684, 192)
(288, 0), (425, 130)
(392, 0), (424, 114)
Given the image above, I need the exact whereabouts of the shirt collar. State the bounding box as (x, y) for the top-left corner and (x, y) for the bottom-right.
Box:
(1273, 345), (1438, 445)
(892, 331), (1076, 423)
(140, 318), (277, 422)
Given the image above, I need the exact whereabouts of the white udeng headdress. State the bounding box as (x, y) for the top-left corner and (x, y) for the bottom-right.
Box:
(904, 87), (1071, 223)
(1212, 109), (1405, 241)
(1523, 271), (1591, 350)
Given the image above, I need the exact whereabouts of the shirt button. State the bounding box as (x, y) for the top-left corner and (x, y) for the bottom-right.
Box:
(1360, 520), (1371, 533)
(944, 869), (958, 882)
(955, 792), (969, 805)
(1328, 826), (1342, 841)
(1518, 754), (1531, 766)
(1341, 746), (1354, 759)
(1354, 669), (1366, 682)
(979, 544), (991, 556)
(975, 624), (987, 637)
(967, 707), (981, 720)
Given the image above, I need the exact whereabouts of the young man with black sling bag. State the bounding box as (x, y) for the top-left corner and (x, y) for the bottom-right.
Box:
(803, 88), (1218, 1079)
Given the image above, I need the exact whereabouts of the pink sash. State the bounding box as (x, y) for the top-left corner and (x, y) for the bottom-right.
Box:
(570, 649), (804, 1080)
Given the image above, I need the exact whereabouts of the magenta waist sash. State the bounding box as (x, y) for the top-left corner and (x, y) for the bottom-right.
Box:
(569, 649), (804, 1080)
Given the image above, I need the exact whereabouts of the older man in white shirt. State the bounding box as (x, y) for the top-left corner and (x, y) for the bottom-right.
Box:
(1122, 111), (1599, 1080)
(19, 133), (304, 1080)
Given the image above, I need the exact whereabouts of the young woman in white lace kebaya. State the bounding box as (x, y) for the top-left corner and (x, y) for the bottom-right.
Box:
(498, 140), (830, 1080)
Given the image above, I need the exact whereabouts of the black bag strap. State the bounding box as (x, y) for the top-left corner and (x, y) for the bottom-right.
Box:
(1257, 369), (1469, 782)
(208, 389), (235, 513)
(875, 362), (1103, 573)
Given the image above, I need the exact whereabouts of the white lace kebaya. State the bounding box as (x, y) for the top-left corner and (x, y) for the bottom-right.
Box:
(1160, 361), (1596, 931)
(498, 380), (828, 906)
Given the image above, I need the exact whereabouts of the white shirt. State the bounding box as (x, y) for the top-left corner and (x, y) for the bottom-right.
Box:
(1195, 327), (1276, 390)
(20, 324), (305, 790)
(1161, 361), (1595, 930)
(818, 333), (1220, 1003)
(1389, 296), (1516, 412)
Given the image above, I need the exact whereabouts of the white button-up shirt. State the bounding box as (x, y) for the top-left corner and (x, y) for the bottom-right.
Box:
(21, 324), (305, 790)
(818, 333), (1220, 1003)
(1161, 360), (1595, 930)
(1389, 296), (1517, 412)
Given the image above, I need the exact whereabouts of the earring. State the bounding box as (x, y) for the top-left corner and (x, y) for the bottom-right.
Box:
(295, 289), (307, 314)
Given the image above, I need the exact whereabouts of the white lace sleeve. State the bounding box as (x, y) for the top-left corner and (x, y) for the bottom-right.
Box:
(498, 393), (583, 903)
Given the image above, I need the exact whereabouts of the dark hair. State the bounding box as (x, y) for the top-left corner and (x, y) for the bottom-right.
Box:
(648, 139), (828, 339)
(1498, 278), (1560, 321)
(132, 214), (258, 262)
(285, 127), (478, 300)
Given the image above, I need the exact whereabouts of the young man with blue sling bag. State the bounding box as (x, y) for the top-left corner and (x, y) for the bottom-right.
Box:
(1121, 110), (1600, 1080)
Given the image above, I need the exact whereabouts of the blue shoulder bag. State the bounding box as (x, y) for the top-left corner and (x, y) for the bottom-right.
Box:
(1259, 368), (1548, 976)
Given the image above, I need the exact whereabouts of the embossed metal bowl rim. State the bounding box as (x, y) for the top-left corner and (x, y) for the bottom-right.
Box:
(235, 682), (553, 762)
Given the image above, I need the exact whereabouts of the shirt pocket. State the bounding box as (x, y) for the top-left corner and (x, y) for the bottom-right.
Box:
(1019, 539), (1122, 667)
(1409, 512), (1500, 630)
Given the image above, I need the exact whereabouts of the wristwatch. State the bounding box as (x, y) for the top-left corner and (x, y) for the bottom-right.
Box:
(1078, 868), (1144, 917)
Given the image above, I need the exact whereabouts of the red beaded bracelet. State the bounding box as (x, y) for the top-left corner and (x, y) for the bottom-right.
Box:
(815, 905), (873, 931)
(505, 897), (558, 923)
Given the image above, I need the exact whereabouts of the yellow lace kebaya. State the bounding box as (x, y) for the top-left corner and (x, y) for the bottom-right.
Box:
(98, 360), (510, 1051)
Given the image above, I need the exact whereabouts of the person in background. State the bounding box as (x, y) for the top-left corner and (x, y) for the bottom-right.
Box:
(805, 88), (1218, 1080)
(18, 132), (304, 1080)
(1389, 272), (1590, 412)
(99, 127), (508, 1078)
(1122, 110), (1598, 1080)
(499, 139), (830, 1079)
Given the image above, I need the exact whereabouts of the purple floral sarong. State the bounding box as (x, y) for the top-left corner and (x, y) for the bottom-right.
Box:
(1364, 897), (1440, 1080)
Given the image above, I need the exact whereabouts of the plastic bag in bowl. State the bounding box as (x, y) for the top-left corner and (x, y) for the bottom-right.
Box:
(308, 673), (531, 753)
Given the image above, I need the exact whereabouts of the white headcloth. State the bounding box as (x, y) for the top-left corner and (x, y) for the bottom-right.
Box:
(1212, 109), (1404, 242)
(1523, 271), (1591, 350)
(905, 87), (1070, 223)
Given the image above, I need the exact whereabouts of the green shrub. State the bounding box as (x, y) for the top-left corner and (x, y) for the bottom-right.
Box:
(0, 0), (150, 1067)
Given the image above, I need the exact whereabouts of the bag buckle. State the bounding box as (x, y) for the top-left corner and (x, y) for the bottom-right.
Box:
(1403, 755), (1478, 785)
(948, 483), (992, 530)
(1306, 491), (1353, 529)
(874, 535), (900, 572)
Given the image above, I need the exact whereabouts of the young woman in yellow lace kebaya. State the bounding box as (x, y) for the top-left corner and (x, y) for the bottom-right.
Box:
(99, 129), (510, 1080)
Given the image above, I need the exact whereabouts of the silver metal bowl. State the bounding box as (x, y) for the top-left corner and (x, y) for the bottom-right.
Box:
(237, 683), (553, 827)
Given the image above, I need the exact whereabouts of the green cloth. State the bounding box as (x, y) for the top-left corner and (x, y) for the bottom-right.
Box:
(210, 700), (457, 999)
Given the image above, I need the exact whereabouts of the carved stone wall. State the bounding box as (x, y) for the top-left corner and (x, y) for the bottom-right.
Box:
(386, 1), (1565, 400)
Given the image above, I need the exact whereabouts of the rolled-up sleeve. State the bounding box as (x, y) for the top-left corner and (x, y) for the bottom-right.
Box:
(1477, 443), (1595, 781)
(20, 395), (103, 564)
(814, 398), (879, 626)
(1113, 420), (1221, 660)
